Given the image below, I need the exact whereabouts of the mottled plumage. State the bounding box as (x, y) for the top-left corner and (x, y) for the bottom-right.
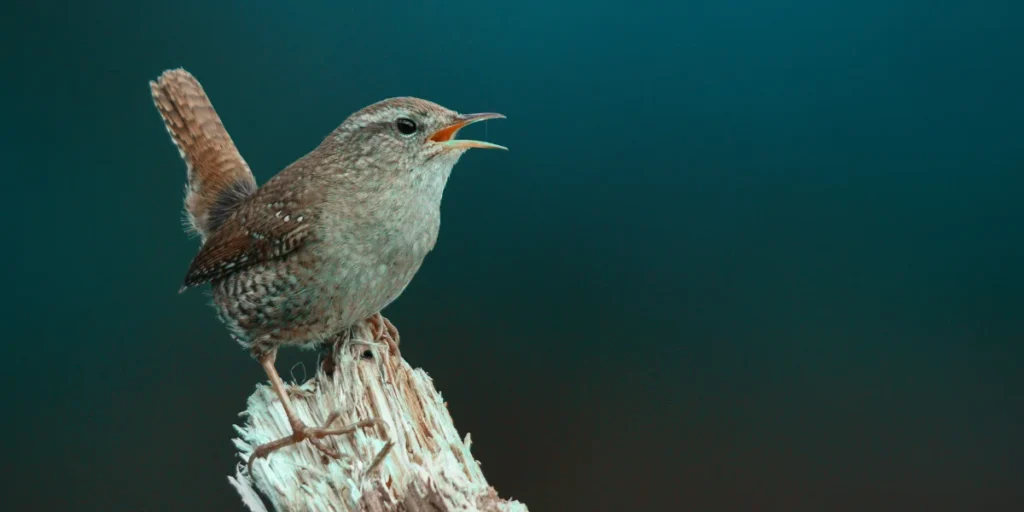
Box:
(151, 68), (504, 467)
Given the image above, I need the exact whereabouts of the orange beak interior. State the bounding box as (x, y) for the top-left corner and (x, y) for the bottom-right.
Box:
(428, 112), (506, 150)
(429, 120), (469, 143)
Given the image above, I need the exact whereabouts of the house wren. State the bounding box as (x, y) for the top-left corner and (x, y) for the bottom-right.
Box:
(150, 69), (505, 468)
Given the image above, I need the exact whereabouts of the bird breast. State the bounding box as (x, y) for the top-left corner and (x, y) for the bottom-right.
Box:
(313, 169), (447, 326)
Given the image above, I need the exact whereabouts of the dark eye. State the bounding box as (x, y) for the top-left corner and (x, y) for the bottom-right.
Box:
(396, 118), (417, 135)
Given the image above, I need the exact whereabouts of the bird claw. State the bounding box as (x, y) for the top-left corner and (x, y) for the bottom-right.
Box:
(247, 414), (382, 473)
(285, 383), (314, 398)
(367, 313), (401, 357)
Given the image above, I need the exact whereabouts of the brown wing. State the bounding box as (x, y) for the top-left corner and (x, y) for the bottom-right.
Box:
(180, 172), (324, 290)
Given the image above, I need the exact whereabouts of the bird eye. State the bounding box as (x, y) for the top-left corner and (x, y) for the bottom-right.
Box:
(396, 118), (417, 135)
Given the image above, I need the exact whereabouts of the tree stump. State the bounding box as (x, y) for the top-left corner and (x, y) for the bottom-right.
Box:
(227, 322), (528, 512)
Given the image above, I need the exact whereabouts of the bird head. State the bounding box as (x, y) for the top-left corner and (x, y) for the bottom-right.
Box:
(332, 97), (505, 175)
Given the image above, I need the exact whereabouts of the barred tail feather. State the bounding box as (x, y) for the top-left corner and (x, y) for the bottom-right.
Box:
(150, 68), (257, 242)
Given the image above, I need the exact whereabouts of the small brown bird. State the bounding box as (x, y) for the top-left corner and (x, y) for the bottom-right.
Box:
(150, 69), (505, 467)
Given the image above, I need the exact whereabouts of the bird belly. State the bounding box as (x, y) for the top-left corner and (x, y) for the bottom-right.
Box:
(211, 237), (429, 355)
(313, 195), (440, 334)
(314, 236), (428, 330)
(210, 250), (337, 353)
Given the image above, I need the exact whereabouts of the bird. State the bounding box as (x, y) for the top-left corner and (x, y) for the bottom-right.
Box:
(149, 69), (505, 468)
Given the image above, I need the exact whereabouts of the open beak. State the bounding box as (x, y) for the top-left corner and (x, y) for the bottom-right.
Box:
(429, 112), (507, 150)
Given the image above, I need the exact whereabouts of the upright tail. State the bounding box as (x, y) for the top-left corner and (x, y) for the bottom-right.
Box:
(150, 69), (257, 242)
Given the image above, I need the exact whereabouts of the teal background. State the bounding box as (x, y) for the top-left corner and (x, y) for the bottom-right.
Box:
(3, 1), (1023, 510)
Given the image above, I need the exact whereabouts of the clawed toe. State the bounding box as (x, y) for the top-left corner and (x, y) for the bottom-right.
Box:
(366, 313), (401, 358)
(380, 315), (400, 346)
(367, 313), (385, 340)
(247, 416), (381, 472)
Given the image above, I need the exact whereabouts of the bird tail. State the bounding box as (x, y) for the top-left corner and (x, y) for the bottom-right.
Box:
(150, 68), (257, 242)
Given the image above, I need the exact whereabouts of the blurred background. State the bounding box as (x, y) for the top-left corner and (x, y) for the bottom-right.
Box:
(3, 1), (1023, 510)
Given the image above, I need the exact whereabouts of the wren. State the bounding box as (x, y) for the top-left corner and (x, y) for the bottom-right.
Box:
(150, 69), (505, 468)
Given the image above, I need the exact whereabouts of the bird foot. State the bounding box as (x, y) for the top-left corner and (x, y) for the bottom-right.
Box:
(367, 312), (401, 357)
(285, 383), (314, 399)
(247, 412), (382, 473)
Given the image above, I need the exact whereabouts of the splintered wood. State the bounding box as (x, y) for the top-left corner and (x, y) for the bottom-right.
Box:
(228, 323), (528, 512)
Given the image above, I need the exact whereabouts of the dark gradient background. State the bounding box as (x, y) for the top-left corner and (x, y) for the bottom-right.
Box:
(3, 1), (1023, 510)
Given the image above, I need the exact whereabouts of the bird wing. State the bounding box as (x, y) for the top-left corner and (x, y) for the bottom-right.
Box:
(180, 174), (323, 289)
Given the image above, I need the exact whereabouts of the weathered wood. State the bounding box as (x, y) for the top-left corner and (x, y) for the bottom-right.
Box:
(228, 323), (528, 512)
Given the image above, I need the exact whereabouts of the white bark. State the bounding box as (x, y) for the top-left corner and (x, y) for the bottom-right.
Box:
(227, 323), (528, 512)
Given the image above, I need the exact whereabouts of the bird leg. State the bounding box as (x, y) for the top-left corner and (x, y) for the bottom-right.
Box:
(367, 312), (401, 357)
(247, 348), (380, 472)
